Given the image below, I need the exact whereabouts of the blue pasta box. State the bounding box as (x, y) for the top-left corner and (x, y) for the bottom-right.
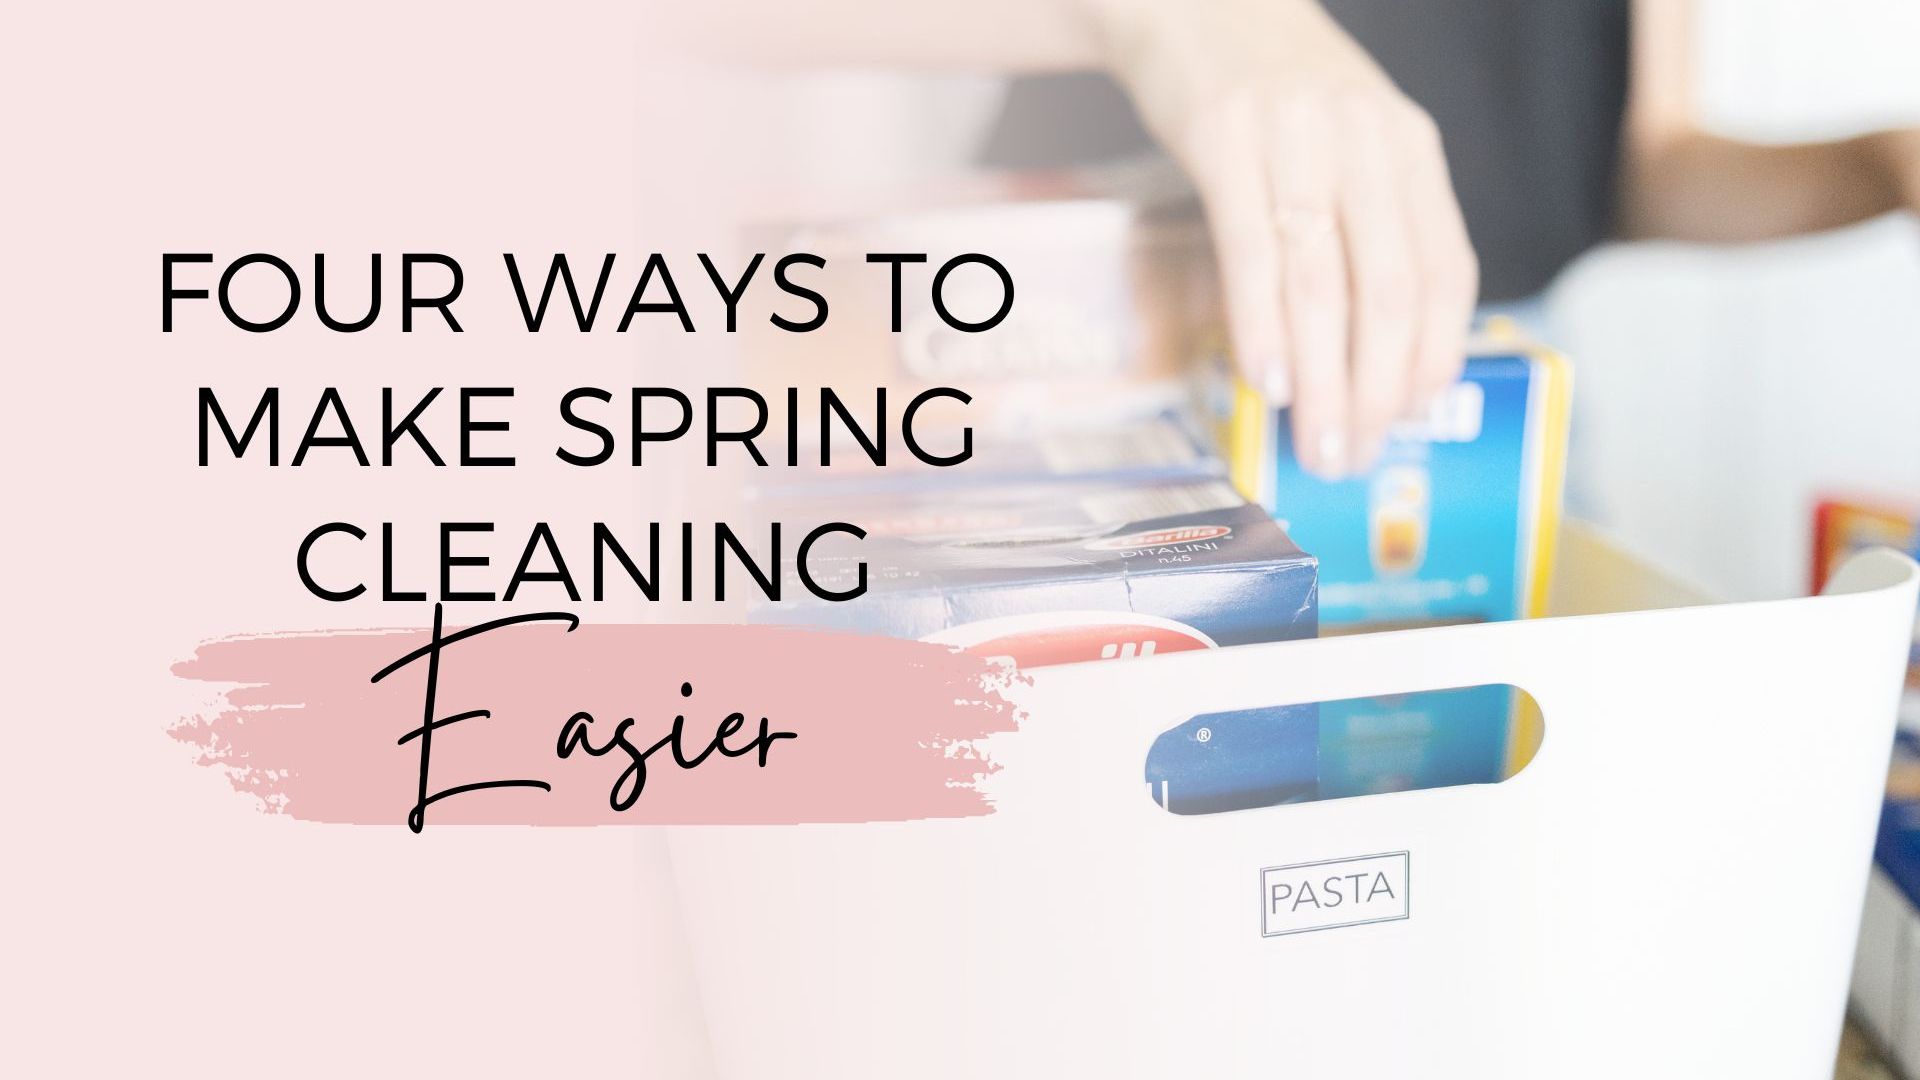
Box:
(1855, 731), (1920, 1060)
(1311, 685), (1527, 799)
(1228, 348), (1571, 628)
(1227, 345), (1572, 792)
(1876, 733), (1920, 909)
(756, 476), (1320, 813)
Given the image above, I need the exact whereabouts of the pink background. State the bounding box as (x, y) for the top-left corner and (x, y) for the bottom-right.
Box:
(3, 2), (764, 1073)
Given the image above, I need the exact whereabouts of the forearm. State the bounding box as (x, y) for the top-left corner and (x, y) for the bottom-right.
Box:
(1620, 130), (1909, 244)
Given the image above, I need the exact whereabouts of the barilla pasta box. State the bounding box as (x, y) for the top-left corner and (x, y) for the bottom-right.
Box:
(1226, 345), (1569, 796)
(1228, 347), (1571, 627)
(1314, 684), (1529, 799)
(758, 477), (1319, 814)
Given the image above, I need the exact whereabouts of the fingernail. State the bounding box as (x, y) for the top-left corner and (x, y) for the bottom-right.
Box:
(1313, 428), (1347, 480)
(1263, 363), (1292, 405)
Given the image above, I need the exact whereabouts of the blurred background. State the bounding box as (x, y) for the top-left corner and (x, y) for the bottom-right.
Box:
(752, 0), (1920, 603)
(1557, 0), (1920, 601)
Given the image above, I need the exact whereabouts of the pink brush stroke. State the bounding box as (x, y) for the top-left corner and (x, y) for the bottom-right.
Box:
(171, 620), (1022, 826)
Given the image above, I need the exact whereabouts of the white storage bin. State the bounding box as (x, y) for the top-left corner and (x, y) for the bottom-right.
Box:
(1853, 870), (1908, 1053)
(667, 525), (1919, 1079)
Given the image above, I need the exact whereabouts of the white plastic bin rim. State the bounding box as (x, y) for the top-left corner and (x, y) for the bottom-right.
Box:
(1013, 542), (1918, 778)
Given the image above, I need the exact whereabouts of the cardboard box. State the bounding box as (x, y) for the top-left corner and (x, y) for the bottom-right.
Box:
(741, 171), (1220, 437)
(1811, 496), (1920, 729)
(758, 476), (1319, 813)
(769, 410), (1222, 497)
(1225, 347), (1571, 794)
(1228, 348), (1571, 628)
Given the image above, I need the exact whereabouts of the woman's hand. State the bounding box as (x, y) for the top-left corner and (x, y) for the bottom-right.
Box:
(1090, 0), (1478, 478)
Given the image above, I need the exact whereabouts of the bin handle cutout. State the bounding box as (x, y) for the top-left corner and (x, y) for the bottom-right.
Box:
(1141, 684), (1543, 816)
(1006, 545), (1916, 822)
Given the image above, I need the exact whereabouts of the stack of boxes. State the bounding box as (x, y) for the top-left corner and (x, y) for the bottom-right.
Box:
(751, 186), (1573, 814)
(761, 458), (1323, 815)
